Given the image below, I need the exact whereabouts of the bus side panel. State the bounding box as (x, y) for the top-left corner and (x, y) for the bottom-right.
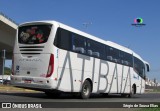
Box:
(116, 64), (123, 93)
(97, 60), (109, 93)
(120, 65), (131, 94)
(132, 70), (145, 94)
(91, 58), (101, 93)
(107, 62), (116, 93)
(56, 48), (139, 94)
(141, 79), (145, 93)
(57, 49), (100, 92)
(57, 50), (82, 92)
(131, 69), (139, 94)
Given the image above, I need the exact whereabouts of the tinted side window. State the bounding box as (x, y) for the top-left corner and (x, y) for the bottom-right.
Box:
(106, 46), (133, 66)
(106, 46), (113, 59)
(123, 53), (133, 67)
(112, 48), (120, 63)
(87, 39), (105, 59)
(106, 46), (119, 63)
(127, 54), (133, 67)
(72, 34), (86, 54)
(134, 57), (145, 79)
(54, 28), (71, 50)
(73, 34), (86, 48)
(119, 51), (125, 64)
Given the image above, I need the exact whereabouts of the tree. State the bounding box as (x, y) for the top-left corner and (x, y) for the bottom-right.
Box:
(4, 67), (11, 75)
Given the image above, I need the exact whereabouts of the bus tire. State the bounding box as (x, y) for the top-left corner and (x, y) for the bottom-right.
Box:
(80, 80), (91, 99)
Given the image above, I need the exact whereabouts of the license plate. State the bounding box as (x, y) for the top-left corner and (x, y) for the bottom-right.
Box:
(24, 80), (32, 83)
(22, 78), (33, 83)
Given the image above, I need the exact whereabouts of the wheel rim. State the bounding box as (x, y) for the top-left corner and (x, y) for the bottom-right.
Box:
(83, 84), (89, 96)
(129, 87), (134, 97)
(132, 87), (134, 94)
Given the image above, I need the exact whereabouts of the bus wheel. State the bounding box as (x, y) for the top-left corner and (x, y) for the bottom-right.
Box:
(128, 86), (135, 98)
(80, 80), (91, 99)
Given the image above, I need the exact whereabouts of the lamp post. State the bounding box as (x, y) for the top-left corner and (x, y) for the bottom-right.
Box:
(2, 50), (6, 85)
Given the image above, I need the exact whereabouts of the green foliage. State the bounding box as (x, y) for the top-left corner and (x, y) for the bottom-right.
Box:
(153, 89), (160, 92)
(4, 67), (11, 75)
(138, 108), (160, 111)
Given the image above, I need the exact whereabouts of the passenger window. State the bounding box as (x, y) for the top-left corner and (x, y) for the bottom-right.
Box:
(54, 28), (71, 50)
(106, 47), (118, 62)
(106, 46), (113, 61)
(87, 40), (105, 59)
(72, 34), (86, 54)
(134, 57), (145, 79)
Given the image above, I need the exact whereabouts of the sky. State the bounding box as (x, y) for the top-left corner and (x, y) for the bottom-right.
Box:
(0, 0), (160, 82)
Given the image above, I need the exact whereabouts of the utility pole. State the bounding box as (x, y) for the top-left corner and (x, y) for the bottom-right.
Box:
(2, 49), (6, 85)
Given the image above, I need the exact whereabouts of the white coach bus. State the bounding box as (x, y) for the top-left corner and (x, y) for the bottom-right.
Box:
(11, 20), (150, 99)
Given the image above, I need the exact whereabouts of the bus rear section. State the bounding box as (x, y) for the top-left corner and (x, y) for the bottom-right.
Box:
(11, 23), (58, 91)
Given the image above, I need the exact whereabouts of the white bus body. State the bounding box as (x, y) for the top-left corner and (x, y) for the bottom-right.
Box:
(11, 20), (150, 99)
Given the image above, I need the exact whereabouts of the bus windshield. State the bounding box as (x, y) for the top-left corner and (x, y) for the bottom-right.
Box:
(18, 24), (52, 44)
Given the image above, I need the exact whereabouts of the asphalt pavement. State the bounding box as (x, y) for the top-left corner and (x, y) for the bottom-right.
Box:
(0, 92), (159, 111)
